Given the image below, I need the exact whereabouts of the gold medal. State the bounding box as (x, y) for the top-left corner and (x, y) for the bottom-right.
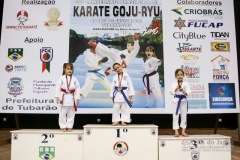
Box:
(118, 87), (122, 91)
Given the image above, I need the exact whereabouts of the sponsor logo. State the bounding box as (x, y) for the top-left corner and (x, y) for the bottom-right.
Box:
(211, 55), (229, 81)
(85, 129), (91, 135)
(8, 48), (23, 62)
(5, 65), (13, 72)
(33, 80), (55, 94)
(174, 17), (186, 30)
(25, 37), (43, 43)
(6, 10), (38, 30)
(77, 135), (83, 141)
(40, 47), (53, 73)
(181, 65), (200, 78)
(7, 77), (24, 97)
(39, 146), (55, 160)
(211, 42), (230, 52)
(177, 0), (222, 6)
(191, 151), (200, 160)
(12, 134), (18, 140)
(22, 0), (56, 5)
(172, 7), (183, 15)
(177, 43), (202, 52)
(15, 65), (27, 72)
(44, 7), (63, 30)
(151, 129), (156, 135)
(173, 32), (206, 41)
(184, 8), (222, 15)
(209, 83), (236, 109)
(181, 54), (199, 64)
(113, 141), (128, 156)
(188, 20), (223, 28)
(210, 32), (229, 40)
(160, 141), (166, 147)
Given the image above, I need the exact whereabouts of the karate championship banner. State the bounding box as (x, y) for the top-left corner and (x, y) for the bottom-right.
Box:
(0, 0), (239, 114)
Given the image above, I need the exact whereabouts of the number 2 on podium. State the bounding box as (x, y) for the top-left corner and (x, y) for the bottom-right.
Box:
(116, 128), (128, 138)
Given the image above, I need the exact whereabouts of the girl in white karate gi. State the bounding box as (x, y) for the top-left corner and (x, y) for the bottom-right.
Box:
(110, 63), (135, 126)
(143, 46), (164, 108)
(169, 69), (191, 137)
(79, 42), (111, 98)
(55, 63), (80, 132)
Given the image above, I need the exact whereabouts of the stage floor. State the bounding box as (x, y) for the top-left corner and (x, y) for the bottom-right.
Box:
(0, 128), (240, 160)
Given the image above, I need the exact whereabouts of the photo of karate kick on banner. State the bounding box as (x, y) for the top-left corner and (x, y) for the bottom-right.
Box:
(69, 0), (164, 112)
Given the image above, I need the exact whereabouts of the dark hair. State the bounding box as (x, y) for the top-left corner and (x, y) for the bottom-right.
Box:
(145, 46), (156, 57)
(62, 63), (74, 75)
(126, 41), (134, 46)
(175, 68), (184, 77)
(112, 63), (121, 69)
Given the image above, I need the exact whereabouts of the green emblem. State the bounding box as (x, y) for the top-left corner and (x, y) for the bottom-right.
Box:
(8, 48), (23, 61)
(39, 146), (55, 160)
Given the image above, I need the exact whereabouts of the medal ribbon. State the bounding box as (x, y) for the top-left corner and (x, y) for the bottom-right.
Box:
(118, 72), (123, 89)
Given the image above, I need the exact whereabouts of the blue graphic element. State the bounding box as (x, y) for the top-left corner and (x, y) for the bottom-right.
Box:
(209, 83), (236, 109)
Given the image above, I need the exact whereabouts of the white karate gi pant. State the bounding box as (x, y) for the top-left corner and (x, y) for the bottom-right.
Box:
(172, 101), (187, 130)
(145, 86), (164, 108)
(80, 74), (111, 97)
(59, 105), (75, 129)
(112, 102), (130, 123)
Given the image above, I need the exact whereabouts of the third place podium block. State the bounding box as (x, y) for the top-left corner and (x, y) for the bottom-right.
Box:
(83, 124), (158, 160)
(158, 134), (231, 160)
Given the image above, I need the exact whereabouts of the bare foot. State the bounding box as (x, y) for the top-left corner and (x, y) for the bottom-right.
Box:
(61, 128), (67, 132)
(182, 133), (189, 137)
(121, 122), (126, 126)
(112, 122), (118, 126)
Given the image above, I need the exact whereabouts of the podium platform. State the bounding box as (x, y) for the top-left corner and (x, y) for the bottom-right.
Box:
(158, 134), (231, 160)
(83, 124), (159, 160)
(10, 126), (232, 160)
(10, 129), (84, 160)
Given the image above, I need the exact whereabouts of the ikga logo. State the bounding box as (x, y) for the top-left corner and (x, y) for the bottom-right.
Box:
(211, 55), (230, 81)
(177, 43), (202, 53)
(113, 141), (129, 156)
(191, 151), (200, 160)
(6, 10), (38, 30)
(5, 65), (13, 72)
(8, 48), (23, 62)
(211, 42), (230, 52)
(44, 7), (63, 30)
(40, 47), (53, 73)
(181, 65), (200, 78)
(7, 77), (24, 97)
(39, 146), (55, 160)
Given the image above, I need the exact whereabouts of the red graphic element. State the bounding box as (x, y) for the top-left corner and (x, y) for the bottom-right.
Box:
(152, 20), (161, 33)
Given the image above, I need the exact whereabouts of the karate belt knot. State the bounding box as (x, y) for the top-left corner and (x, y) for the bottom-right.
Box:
(143, 71), (157, 95)
(60, 88), (77, 112)
(88, 69), (105, 79)
(113, 87), (132, 107)
(174, 94), (188, 115)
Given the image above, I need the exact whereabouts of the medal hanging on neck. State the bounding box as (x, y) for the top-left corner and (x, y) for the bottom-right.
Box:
(118, 73), (123, 91)
(66, 75), (72, 93)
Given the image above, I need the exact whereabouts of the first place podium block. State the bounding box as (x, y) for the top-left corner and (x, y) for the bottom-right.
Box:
(11, 129), (84, 160)
(83, 124), (158, 160)
(158, 134), (231, 160)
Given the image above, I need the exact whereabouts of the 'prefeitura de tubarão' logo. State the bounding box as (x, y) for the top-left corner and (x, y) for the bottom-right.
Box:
(7, 77), (24, 97)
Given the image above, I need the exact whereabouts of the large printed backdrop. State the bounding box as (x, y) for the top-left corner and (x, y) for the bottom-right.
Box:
(0, 0), (239, 114)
